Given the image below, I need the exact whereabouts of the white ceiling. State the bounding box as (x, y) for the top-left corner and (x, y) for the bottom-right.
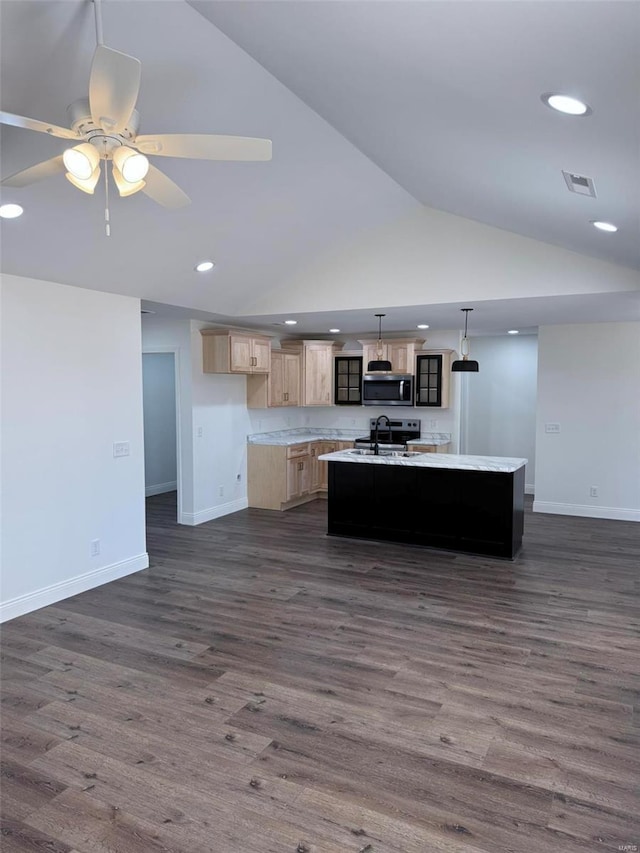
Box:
(1, 0), (639, 337)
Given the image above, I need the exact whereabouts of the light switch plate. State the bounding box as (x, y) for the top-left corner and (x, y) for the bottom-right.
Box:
(113, 441), (130, 457)
(544, 423), (561, 434)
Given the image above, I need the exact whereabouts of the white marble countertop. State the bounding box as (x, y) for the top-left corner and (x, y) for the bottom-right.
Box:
(247, 428), (451, 447)
(318, 449), (527, 473)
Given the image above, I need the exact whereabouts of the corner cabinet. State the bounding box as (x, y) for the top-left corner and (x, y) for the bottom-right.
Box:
(201, 329), (272, 375)
(282, 340), (342, 406)
(248, 439), (354, 510)
(415, 350), (452, 408)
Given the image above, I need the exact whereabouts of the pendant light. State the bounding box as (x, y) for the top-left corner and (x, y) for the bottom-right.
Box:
(367, 313), (393, 372)
(452, 308), (479, 372)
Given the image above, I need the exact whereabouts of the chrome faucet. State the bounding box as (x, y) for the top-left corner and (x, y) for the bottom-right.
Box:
(373, 414), (391, 456)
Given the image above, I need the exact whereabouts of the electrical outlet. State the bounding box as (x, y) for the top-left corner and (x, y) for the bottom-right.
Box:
(90, 539), (100, 557)
(197, 426), (203, 438)
(113, 441), (130, 457)
(429, 419), (438, 429)
(219, 485), (224, 497)
(544, 423), (561, 434)
(589, 486), (598, 498)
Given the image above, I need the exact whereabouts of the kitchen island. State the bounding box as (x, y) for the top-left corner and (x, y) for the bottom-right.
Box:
(318, 449), (527, 559)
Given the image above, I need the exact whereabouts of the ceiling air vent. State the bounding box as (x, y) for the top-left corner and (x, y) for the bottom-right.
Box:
(562, 170), (597, 198)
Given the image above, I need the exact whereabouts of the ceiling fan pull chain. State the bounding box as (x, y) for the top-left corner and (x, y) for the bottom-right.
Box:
(93, 0), (104, 46)
(103, 143), (110, 237)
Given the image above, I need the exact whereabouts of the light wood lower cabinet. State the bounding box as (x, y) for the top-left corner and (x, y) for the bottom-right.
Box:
(406, 443), (451, 454)
(248, 439), (353, 510)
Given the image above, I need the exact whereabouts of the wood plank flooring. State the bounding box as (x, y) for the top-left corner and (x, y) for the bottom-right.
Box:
(1, 494), (639, 852)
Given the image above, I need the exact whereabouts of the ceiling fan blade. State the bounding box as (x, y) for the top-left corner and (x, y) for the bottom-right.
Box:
(0, 110), (77, 140)
(134, 134), (272, 161)
(142, 164), (190, 209)
(1, 155), (65, 187)
(89, 45), (141, 134)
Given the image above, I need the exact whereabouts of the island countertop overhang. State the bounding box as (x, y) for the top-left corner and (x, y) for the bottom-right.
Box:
(318, 450), (527, 474)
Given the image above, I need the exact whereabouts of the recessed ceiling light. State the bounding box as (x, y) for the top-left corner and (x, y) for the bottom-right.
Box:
(591, 220), (618, 233)
(284, 319), (297, 325)
(195, 260), (215, 272)
(507, 330), (519, 335)
(0, 203), (24, 219)
(417, 324), (429, 329)
(329, 328), (341, 333)
(542, 93), (591, 116)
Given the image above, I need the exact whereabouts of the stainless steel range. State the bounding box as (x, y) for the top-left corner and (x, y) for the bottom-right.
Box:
(354, 418), (421, 450)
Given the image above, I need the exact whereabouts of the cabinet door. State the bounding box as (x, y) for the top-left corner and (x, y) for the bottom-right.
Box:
(310, 445), (322, 492)
(388, 343), (412, 374)
(362, 343), (388, 370)
(416, 354), (443, 407)
(229, 336), (253, 373)
(304, 346), (333, 405)
(269, 352), (285, 406)
(334, 356), (363, 405)
(318, 441), (336, 490)
(286, 456), (310, 500)
(252, 338), (271, 373)
(283, 353), (301, 406)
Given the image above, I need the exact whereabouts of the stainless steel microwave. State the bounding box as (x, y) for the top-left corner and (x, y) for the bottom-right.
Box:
(362, 373), (414, 406)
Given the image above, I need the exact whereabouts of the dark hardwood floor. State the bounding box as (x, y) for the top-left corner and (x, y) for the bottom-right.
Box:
(1, 493), (639, 852)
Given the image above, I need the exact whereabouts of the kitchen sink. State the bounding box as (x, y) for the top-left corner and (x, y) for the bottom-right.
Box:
(346, 449), (424, 458)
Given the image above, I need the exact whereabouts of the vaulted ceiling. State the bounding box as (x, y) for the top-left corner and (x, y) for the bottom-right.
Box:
(1, 0), (638, 336)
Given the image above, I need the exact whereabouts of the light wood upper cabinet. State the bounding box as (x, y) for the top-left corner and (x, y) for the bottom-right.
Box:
(247, 349), (301, 408)
(359, 339), (424, 373)
(282, 340), (342, 406)
(201, 329), (272, 375)
(266, 350), (301, 407)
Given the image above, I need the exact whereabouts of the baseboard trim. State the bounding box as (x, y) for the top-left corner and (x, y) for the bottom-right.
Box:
(525, 483), (535, 495)
(145, 481), (177, 497)
(533, 501), (640, 522)
(0, 553), (149, 624)
(180, 497), (248, 526)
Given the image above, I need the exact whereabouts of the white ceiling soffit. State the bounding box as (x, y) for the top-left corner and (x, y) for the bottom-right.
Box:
(143, 290), (640, 339)
(193, 0), (640, 272)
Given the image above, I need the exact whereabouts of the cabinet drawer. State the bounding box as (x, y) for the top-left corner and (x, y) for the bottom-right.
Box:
(287, 443), (310, 459)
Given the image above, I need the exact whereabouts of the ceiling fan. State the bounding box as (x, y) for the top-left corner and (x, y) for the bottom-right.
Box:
(0, 0), (272, 215)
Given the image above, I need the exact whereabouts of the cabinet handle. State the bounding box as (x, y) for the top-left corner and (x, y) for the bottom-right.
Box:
(284, 392), (288, 401)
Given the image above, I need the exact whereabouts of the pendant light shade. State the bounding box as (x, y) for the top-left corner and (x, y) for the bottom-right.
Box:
(452, 308), (479, 372)
(367, 313), (392, 372)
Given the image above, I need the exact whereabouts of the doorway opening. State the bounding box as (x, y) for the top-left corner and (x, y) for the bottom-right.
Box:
(142, 350), (181, 523)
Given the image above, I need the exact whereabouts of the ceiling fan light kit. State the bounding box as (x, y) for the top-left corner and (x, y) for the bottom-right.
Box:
(65, 166), (101, 194)
(63, 143), (100, 180)
(451, 308), (479, 372)
(112, 146), (149, 183)
(112, 165), (145, 197)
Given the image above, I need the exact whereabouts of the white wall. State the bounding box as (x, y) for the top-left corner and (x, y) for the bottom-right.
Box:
(461, 335), (538, 491)
(243, 206), (640, 315)
(0, 274), (148, 622)
(142, 353), (177, 495)
(534, 323), (640, 521)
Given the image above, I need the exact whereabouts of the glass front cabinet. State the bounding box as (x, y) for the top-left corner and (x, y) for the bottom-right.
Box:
(334, 356), (363, 405)
(416, 353), (444, 407)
